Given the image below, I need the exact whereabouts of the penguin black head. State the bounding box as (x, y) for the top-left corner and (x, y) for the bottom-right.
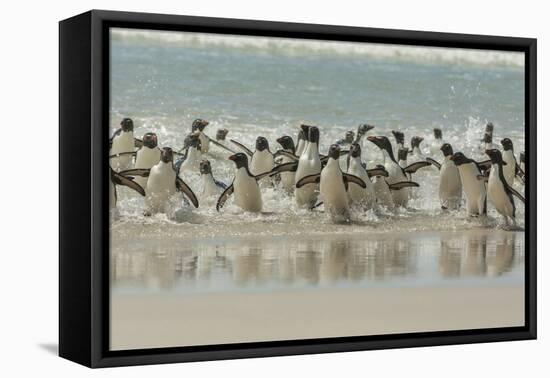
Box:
(486, 149), (506, 165)
(297, 129), (306, 143)
(440, 143), (453, 157)
(357, 124), (375, 137)
(199, 160), (212, 175)
(434, 128), (442, 140)
(192, 119), (209, 132)
(187, 133), (201, 149)
(501, 138), (514, 151)
(350, 142), (362, 158)
(277, 135), (295, 152)
(485, 122), (494, 135)
(160, 147), (173, 163)
(300, 124), (311, 139)
(328, 144), (341, 160)
(391, 130), (405, 146)
(216, 128), (229, 141)
(120, 118), (134, 132)
(256, 136), (270, 152)
(228, 152), (249, 169)
(411, 136), (424, 149)
(483, 132), (493, 144)
(450, 152), (470, 166)
(142, 132), (158, 149)
(344, 131), (355, 144)
(520, 151), (525, 163)
(308, 126), (320, 144)
(397, 147), (409, 161)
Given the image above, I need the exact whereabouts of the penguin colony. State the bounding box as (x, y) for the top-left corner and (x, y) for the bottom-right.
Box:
(110, 118), (526, 227)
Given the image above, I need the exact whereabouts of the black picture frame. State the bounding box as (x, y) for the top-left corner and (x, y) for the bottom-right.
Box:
(59, 9), (537, 368)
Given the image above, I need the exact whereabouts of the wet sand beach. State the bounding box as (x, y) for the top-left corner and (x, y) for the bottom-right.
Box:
(110, 228), (524, 350)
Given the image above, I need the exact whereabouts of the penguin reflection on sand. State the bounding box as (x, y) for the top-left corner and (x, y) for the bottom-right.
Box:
(109, 168), (145, 209)
(450, 152), (487, 217)
(367, 136), (429, 207)
(217, 153), (272, 212)
(142, 147), (199, 215)
(485, 149), (525, 227)
(110, 118), (141, 171)
(296, 144), (366, 222)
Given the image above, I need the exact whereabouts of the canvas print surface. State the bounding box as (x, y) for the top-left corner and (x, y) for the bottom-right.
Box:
(109, 28), (526, 351)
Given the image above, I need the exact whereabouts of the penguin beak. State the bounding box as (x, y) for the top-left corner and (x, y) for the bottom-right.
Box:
(228, 154), (237, 161)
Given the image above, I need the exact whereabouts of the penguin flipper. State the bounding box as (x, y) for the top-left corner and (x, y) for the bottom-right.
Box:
(366, 167), (389, 178)
(274, 150), (299, 161)
(388, 181), (419, 190)
(515, 163), (526, 184)
(270, 161), (298, 176)
(112, 171), (146, 196)
(295, 174), (321, 188)
(404, 161), (431, 174)
(216, 184), (234, 211)
(310, 201), (324, 210)
(229, 139), (254, 157)
(208, 137), (237, 154)
(425, 157), (441, 170)
(507, 185), (525, 204)
(343, 173), (367, 189)
(134, 138), (143, 148)
(119, 168), (150, 177)
(176, 177), (199, 208)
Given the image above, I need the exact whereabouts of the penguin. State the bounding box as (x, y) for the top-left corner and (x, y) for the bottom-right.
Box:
(409, 136), (426, 163)
(347, 143), (388, 209)
(367, 136), (429, 207)
(391, 130), (405, 150)
(295, 128), (308, 157)
(294, 125), (322, 208)
(199, 159), (227, 199)
(275, 135), (297, 192)
(207, 128), (236, 154)
(450, 152), (487, 217)
(109, 168), (146, 209)
(398, 147), (409, 168)
(296, 144), (366, 221)
(191, 118), (211, 153)
(500, 138), (525, 185)
(230, 136), (275, 188)
(176, 133), (202, 178)
(110, 118), (141, 171)
(216, 153), (272, 212)
(485, 149), (525, 227)
(355, 124), (375, 144)
(336, 130), (355, 146)
(430, 128), (444, 156)
(141, 147), (199, 214)
(482, 132), (498, 151)
(216, 128), (229, 141)
(434, 143), (462, 210)
(133, 132), (161, 189)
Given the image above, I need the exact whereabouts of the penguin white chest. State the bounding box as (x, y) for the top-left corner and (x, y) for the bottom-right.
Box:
(457, 163), (486, 215)
(134, 147), (161, 188)
(201, 174), (223, 198)
(439, 158), (462, 209)
(146, 163), (177, 212)
(385, 160), (409, 206)
(502, 150), (516, 186)
(295, 145), (321, 206)
(110, 131), (134, 171)
(347, 158), (375, 207)
(488, 166), (514, 217)
(178, 147), (201, 176)
(279, 154), (296, 192)
(320, 161), (349, 216)
(250, 150), (274, 176)
(198, 132), (210, 153)
(233, 168), (262, 212)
